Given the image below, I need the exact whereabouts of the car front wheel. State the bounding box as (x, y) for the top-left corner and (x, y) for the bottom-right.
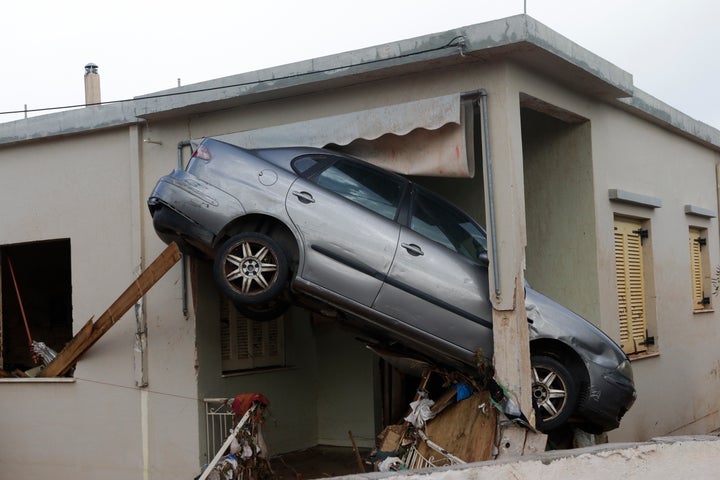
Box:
(531, 355), (578, 431)
(213, 232), (288, 305)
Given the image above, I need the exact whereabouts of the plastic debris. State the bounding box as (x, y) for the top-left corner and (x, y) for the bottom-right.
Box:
(455, 382), (473, 401)
(377, 456), (406, 472)
(404, 398), (435, 428)
(31, 341), (57, 366)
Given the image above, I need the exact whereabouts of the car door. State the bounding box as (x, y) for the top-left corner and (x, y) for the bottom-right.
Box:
(285, 155), (405, 306)
(372, 185), (494, 356)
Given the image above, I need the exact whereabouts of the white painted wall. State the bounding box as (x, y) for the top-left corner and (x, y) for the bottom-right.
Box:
(0, 129), (198, 478)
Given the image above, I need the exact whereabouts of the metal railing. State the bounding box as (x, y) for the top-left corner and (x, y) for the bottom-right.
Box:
(203, 398), (234, 460)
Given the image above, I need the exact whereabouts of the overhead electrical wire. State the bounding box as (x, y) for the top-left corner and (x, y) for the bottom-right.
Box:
(0, 36), (467, 117)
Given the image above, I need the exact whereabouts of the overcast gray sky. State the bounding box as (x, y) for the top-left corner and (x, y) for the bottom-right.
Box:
(2, 0), (718, 129)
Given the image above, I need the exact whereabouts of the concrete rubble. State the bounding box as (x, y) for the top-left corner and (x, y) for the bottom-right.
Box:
(341, 436), (720, 480)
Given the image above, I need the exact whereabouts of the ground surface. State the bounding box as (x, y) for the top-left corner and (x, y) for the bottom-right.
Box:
(269, 445), (371, 479)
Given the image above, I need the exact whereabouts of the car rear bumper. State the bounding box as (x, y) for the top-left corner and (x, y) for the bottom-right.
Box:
(148, 200), (216, 255)
(148, 169), (247, 254)
(578, 362), (637, 432)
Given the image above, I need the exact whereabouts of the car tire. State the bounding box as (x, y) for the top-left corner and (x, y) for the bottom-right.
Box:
(531, 355), (578, 432)
(233, 299), (290, 322)
(213, 232), (289, 305)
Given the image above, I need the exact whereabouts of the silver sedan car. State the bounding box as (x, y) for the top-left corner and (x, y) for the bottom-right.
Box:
(148, 138), (636, 433)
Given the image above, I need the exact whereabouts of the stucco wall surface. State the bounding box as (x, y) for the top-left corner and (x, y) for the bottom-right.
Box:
(344, 436), (720, 480)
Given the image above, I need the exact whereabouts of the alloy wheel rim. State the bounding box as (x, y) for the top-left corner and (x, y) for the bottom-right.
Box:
(531, 365), (568, 421)
(224, 240), (279, 295)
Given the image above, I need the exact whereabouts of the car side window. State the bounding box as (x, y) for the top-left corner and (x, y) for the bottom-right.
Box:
(292, 155), (327, 175)
(410, 188), (488, 263)
(312, 158), (405, 220)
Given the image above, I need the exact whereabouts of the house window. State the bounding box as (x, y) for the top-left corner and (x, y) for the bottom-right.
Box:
(689, 227), (711, 311)
(1, 239), (73, 374)
(613, 217), (651, 355)
(219, 296), (285, 373)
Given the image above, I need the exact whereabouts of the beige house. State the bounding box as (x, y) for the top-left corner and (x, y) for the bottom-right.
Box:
(1, 14), (719, 479)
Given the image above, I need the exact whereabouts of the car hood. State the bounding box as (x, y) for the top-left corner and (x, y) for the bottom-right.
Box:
(525, 287), (628, 369)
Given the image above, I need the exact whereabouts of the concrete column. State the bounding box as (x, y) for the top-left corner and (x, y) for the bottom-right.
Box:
(481, 71), (537, 453)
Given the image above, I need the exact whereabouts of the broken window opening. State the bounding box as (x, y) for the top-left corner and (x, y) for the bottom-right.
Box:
(1, 239), (73, 376)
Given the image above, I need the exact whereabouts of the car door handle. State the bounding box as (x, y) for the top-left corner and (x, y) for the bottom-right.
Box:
(401, 243), (424, 256)
(292, 191), (315, 204)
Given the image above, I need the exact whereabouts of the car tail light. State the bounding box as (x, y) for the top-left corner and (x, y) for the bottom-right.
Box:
(192, 144), (212, 161)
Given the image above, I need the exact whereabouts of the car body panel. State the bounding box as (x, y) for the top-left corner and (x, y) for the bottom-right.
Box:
(374, 226), (494, 358)
(285, 176), (401, 306)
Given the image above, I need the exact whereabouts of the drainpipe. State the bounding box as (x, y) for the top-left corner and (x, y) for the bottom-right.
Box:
(474, 90), (501, 298)
(462, 89), (499, 297)
(716, 161), (720, 259)
(178, 140), (193, 318)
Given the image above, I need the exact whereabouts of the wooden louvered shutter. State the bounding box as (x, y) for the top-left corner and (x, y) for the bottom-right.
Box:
(689, 228), (705, 310)
(219, 296), (285, 371)
(614, 218), (648, 355)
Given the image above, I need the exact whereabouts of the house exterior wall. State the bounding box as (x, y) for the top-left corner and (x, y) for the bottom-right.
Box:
(494, 62), (720, 441)
(0, 128), (199, 478)
(1, 35), (719, 479)
(592, 104), (720, 440)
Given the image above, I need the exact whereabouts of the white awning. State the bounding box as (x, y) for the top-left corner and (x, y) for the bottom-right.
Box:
(212, 94), (477, 177)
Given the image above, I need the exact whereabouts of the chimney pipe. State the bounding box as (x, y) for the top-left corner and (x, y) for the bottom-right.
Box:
(84, 63), (101, 106)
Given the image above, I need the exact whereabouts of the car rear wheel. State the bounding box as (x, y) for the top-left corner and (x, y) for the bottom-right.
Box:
(531, 355), (578, 431)
(214, 232), (288, 305)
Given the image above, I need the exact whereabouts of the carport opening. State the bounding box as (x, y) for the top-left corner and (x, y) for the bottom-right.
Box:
(1, 239), (73, 373)
(520, 94), (600, 324)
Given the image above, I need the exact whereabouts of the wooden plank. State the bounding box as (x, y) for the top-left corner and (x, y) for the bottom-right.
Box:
(418, 391), (496, 463)
(38, 243), (181, 377)
(38, 319), (94, 375)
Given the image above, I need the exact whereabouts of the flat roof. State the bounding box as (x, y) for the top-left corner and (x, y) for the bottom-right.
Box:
(1, 14), (718, 150)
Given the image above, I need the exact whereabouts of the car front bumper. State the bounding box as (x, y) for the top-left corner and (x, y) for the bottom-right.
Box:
(577, 361), (637, 432)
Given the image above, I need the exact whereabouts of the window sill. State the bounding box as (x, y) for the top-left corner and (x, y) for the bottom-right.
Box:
(0, 377), (75, 384)
(628, 351), (660, 362)
(221, 365), (297, 378)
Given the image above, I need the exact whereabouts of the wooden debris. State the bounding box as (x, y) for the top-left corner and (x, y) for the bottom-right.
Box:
(348, 430), (365, 473)
(38, 242), (181, 377)
(418, 391), (496, 463)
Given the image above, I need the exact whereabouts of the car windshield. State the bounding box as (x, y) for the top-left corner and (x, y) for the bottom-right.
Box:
(410, 188), (487, 263)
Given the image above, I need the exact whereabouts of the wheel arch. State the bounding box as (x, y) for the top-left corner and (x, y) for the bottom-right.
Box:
(530, 338), (590, 388)
(215, 214), (301, 274)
